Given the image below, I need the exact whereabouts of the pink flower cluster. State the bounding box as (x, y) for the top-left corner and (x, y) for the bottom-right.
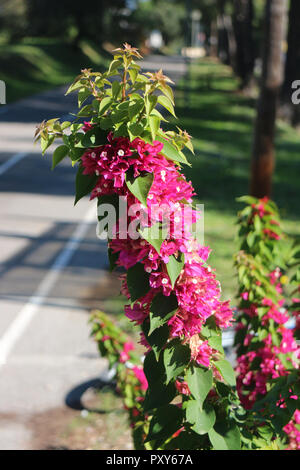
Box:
(251, 197), (270, 219)
(237, 199), (300, 449)
(236, 329), (299, 409)
(236, 275), (300, 448)
(249, 197), (281, 240)
(132, 366), (148, 391)
(120, 341), (134, 363)
(284, 410), (300, 450)
(81, 132), (233, 379)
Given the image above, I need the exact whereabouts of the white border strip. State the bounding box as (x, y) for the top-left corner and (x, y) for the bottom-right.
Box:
(0, 204), (96, 366)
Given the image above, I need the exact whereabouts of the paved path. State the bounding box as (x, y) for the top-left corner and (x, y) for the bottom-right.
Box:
(0, 55), (187, 449)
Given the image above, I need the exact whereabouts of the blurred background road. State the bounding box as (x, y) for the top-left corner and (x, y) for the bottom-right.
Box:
(0, 55), (187, 450)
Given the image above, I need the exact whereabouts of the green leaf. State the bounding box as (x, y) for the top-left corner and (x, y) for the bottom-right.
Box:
(125, 171), (154, 206)
(185, 401), (216, 435)
(69, 146), (85, 164)
(126, 263), (150, 301)
(149, 292), (178, 334)
(151, 108), (168, 122)
(214, 359), (236, 386)
(184, 138), (194, 154)
(162, 429), (205, 450)
(146, 95), (158, 115)
(215, 381), (232, 399)
(99, 96), (113, 115)
(139, 222), (167, 255)
(143, 351), (166, 389)
(166, 252), (185, 288)
(81, 127), (107, 148)
(186, 366), (213, 409)
(143, 380), (176, 412)
(60, 121), (71, 131)
(247, 231), (256, 248)
(149, 114), (160, 140)
(77, 104), (93, 117)
(253, 215), (262, 233)
(156, 136), (189, 165)
(78, 87), (90, 107)
(52, 145), (69, 170)
(201, 316), (219, 339)
(65, 80), (86, 95)
(107, 248), (119, 272)
(142, 320), (169, 360)
(112, 80), (121, 99)
(127, 121), (144, 138)
(108, 59), (122, 74)
(41, 135), (54, 154)
(146, 404), (183, 443)
(208, 421), (241, 450)
(208, 336), (224, 354)
(157, 95), (176, 117)
(128, 68), (139, 84)
(158, 83), (174, 104)
(236, 195), (258, 205)
(74, 165), (98, 205)
(128, 99), (144, 120)
(110, 107), (128, 124)
(100, 117), (113, 130)
(163, 340), (191, 384)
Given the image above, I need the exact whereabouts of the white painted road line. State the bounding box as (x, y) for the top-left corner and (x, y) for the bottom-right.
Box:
(0, 152), (28, 176)
(0, 203), (96, 366)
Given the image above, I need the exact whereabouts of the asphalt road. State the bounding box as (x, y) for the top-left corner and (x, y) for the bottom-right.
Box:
(0, 55), (188, 449)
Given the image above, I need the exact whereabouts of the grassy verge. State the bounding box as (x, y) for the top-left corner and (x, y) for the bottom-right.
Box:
(0, 37), (109, 103)
(174, 59), (300, 301)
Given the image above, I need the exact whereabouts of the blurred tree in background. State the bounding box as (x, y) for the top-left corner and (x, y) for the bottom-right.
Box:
(232, 0), (254, 90)
(250, 0), (287, 198)
(25, 0), (127, 48)
(130, 0), (186, 52)
(0, 0), (282, 66)
(0, 0), (299, 132)
(0, 0), (27, 40)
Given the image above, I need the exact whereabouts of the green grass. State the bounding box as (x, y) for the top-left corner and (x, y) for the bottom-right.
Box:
(173, 59), (300, 301)
(0, 37), (109, 103)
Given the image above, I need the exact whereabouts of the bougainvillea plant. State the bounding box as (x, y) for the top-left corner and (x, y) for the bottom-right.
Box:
(90, 311), (285, 450)
(90, 311), (149, 450)
(36, 45), (289, 450)
(234, 196), (300, 450)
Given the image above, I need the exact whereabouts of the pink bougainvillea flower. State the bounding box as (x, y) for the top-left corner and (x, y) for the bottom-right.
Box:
(120, 341), (134, 363)
(132, 366), (148, 391)
(175, 380), (191, 396)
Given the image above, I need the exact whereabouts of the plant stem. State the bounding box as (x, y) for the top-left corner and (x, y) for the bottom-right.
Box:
(122, 69), (127, 101)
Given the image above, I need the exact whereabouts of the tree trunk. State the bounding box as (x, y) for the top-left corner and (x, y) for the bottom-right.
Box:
(210, 20), (218, 57)
(233, 0), (254, 90)
(217, 0), (237, 68)
(281, 0), (300, 125)
(217, 0), (230, 64)
(223, 14), (237, 70)
(250, 0), (287, 198)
